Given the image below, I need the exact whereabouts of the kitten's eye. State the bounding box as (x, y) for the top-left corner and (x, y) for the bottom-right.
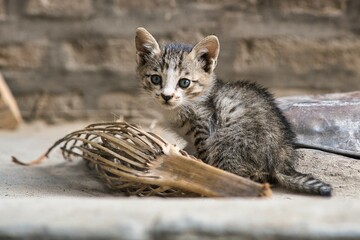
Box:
(150, 75), (162, 85)
(178, 78), (191, 89)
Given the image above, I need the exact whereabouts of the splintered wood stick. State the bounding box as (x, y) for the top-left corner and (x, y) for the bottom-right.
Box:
(13, 122), (272, 198)
(149, 145), (271, 197)
(0, 72), (22, 129)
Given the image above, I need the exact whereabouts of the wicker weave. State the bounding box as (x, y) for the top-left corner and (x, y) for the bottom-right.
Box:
(13, 122), (271, 198)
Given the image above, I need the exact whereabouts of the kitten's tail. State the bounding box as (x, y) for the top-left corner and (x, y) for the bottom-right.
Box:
(275, 169), (332, 196)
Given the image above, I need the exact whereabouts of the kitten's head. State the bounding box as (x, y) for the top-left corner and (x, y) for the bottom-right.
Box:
(135, 27), (220, 110)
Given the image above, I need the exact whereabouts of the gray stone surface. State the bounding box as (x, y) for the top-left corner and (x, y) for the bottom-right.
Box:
(1, 122), (360, 239)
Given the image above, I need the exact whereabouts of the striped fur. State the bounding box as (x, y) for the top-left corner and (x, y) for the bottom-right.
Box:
(135, 27), (332, 196)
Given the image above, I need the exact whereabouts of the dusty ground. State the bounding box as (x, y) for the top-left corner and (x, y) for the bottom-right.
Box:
(1, 121), (359, 199)
(1, 122), (360, 239)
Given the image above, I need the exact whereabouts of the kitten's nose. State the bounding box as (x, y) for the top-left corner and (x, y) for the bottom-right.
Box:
(161, 93), (173, 102)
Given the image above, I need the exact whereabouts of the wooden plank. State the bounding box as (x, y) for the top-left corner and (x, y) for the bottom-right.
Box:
(0, 72), (22, 129)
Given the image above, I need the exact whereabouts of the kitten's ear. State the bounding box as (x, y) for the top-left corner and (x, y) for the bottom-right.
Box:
(135, 27), (161, 64)
(191, 35), (220, 73)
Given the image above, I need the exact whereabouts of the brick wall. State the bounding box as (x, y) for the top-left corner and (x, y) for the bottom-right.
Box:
(0, 0), (359, 123)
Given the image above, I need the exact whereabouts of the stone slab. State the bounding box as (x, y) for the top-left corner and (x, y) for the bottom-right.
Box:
(1, 198), (360, 239)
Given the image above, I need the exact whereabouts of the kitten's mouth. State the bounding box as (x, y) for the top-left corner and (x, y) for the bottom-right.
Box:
(153, 94), (180, 109)
(161, 101), (178, 109)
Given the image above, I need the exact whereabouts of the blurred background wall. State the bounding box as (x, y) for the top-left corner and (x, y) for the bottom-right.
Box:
(0, 0), (359, 123)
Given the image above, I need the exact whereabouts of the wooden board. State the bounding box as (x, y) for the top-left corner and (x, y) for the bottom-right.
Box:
(0, 72), (22, 129)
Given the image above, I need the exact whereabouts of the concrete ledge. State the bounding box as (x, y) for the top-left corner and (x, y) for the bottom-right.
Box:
(1, 197), (359, 240)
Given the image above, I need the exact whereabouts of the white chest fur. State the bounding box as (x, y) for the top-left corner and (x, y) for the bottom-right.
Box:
(160, 108), (197, 153)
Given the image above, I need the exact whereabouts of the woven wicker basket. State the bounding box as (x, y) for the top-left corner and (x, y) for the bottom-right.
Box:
(13, 122), (271, 198)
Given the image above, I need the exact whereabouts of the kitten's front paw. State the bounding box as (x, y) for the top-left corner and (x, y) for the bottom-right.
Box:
(179, 149), (200, 161)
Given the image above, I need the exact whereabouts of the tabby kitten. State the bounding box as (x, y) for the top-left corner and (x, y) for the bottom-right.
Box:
(135, 27), (332, 196)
